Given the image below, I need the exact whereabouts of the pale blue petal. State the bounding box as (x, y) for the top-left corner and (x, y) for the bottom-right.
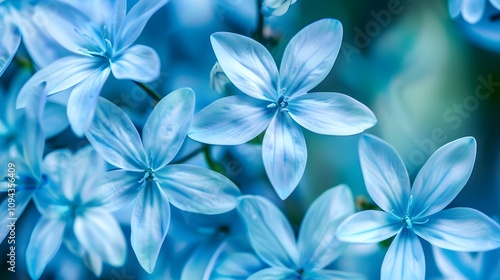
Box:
(432, 247), (477, 279)
(114, 0), (169, 51)
(381, 230), (425, 280)
(358, 134), (410, 215)
(111, 44), (160, 82)
(82, 252), (103, 277)
(86, 97), (148, 170)
(336, 210), (401, 243)
(188, 95), (275, 145)
(131, 183), (171, 273)
(85, 170), (143, 211)
(491, 0), (500, 10)
(181, 237), (225, 280)
(448, 0), (462, 18)
(0, 190), (33, 243)
(42, 102), (69, 138)
(189, 95), (274, 145)
(143, 88), (194, 168)
(262, 112), (307, 200)
(279, 19), (342, 98)
(156, 164), (240, 214)
(248, 268), (297, 280)
(17, 56), (101, 108)
(411, 137), (476, 217)
(26, 217), (65, 280)
(413, 208), (500, 251)
(298, 185), (355, 270)
(67, 66), (111, 136)
(262, 0), (294, 16)
(74, 209), (126, 266)
(237, 195), (299, 268)
(288, 92), (376, 135)
(212, 252), (265, 279)
(0, 23), (20, 77)
(41, 149), (74, 202)
(34, 2), (105, 53)
(301, 270), (366, 280)
(211, 32), (279, 101)
(461, 0), (486, 23)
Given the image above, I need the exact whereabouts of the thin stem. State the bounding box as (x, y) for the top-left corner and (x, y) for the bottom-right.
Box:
(252, 0), (265, 44)
(171, 146), (205, 164)
(133, 81), (162, 102)
(202, 145), (225, 174)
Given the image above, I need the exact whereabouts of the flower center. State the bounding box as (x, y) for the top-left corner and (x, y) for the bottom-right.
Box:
(390, 195), (429, 229)
(139, 168), (157, 185)
(76, 25), (113, 59)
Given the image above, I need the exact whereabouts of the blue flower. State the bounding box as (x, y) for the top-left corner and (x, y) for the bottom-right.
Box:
(26, 146), (127, 279)
(84, 88), (241, 273)
(261, 0), (297, 16)
(449, 0), (500, 23)
(336, 134), (500, 279)
(236, 185), (363, 279)
(189, 19), (377, 200)
(16, 0), (168, 136)
(433, 246), (500, 279)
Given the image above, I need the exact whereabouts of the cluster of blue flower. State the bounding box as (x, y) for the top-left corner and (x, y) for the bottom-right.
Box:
(1, 0), (500, 279)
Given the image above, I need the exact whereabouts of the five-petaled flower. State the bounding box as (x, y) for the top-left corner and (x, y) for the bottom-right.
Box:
(189, 18), (377, 200)
(336, 134), (500, 279)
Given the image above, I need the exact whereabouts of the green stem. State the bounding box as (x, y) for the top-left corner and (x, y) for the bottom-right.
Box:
(171, 146), (205, 164)
(134, 81), (162, 102)
(252, 0), (265, 44)
(202, 145), (225, 174)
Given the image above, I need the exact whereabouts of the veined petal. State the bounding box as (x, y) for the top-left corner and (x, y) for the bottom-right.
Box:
(131, 183), (171, 273)
(413, 208), (500, 251)
(0, 23), (20, 77)
(156, 164), (240, 214)
(143, 88), (194, 168)
(211, 32), (279, 101)
(248, 268), (298, 280)
(279, 19), (342, 98)
(181, 236), (226, 280)
(298, 185), (355, 270)
(336, 210), (401, 243)
(189, 95), (274, 145)
(262, 112), (307, 200)
(67, 65), (111, 136)
(86, 97), (148, 171)
(26, 217), (65, 280)
(237, 195), (299, 268)
(461, 0), (486, 23)
(17, 56), (101, 108)
(301, 270), (366, 280)
(43, 102), (70, 138)
(82, 252), (103, 277)
(111, 44), (160, 83)
(381, 230), (425, 280)
(432, 247), (477, 279)
(212, 252), (266, 279)
(75, 209), (126, 266)
(114, 0), (169, 51)
(411, 137), (476, 217)
(288, 92), (376, 135)
(85, 170), (143, 211)
(358, 134), (410, 215)
(0, 190), (33, 243)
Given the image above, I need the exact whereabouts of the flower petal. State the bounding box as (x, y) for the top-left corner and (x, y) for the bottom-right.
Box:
(298, 184), (355, 270)
(111, 44), (160, 83)
(336, 210), (401, 243)
(131, 183), (171, 273)
(262, 112), (307, 200)
(189, 95), (274, 145)
(86, 97), (148, 170)
(0, 23), (20, 77)
(279, 19), (342, 98)
(67, 65), (111, 136)
(211, 32), (279, 101)
(26, 217), (65, 280)
(413, 208), (500, 251)
(358, 134), (410, 215)
(288, 92), (376, 135)
(143, 88), (195, 168)
(114, 0), (169, 51)
(0, 190), (33, 243)
(448, 0), (462, 18)
(432, 247), (477, 279)
(301, 270), (366, 280)
(237, 195), (299, 268)
(156, 164), (240, 214)
(212, 252), (266, 279)
(491, 0), (500, 10)
(381, 230), (425, 280)
(461, 0), (486, 23)
(85, 170), (143, 211)
(74, 209), (126, 266)
(248, 268), (298, 280)
(181, 236), (226, 280)
(42, 101), (70, 138)
(411, 137), (476, 217)
(17, 56), (101, 108)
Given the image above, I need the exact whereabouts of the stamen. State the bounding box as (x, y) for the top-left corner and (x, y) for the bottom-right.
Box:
(267, 103), (277, 108)
(403, 215), (412, 228)
(413, 204), (431, 219)
(390, 209), (402, 220)
(406, 195), (413, 214)
(139, 168), (156, 184)
(412, 219), (429, 225)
